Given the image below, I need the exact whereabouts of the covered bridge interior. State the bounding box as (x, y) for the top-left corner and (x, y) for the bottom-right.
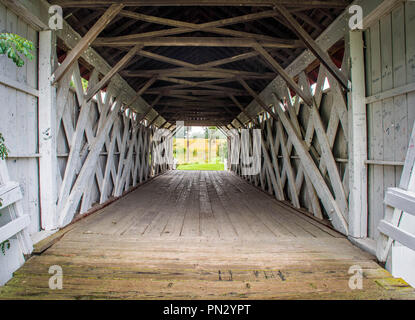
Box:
(0, 0), (414, 299)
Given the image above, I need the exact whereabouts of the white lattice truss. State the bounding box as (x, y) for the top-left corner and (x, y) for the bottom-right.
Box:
(228, 58), (350, 235)
(55, 61), (170, 228)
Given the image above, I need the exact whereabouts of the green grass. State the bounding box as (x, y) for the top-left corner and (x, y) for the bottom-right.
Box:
(177, 163), (224, 171)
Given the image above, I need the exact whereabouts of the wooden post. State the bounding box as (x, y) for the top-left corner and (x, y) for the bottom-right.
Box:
(349, 30), (368, 238)
(38, 31), (58, 231)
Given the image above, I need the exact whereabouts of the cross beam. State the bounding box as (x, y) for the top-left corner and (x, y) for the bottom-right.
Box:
(253, 43), (313, 106)
(51, 1), (349, 8)
(52, 3), (124, 84)
(273, 4), (349, 89)
(93, 36), (303, 49)
(85, 45), (142, 102)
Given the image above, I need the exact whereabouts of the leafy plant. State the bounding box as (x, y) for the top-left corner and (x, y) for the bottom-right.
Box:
(0, 133), (8, 161)
(0, 133), (7, 208)
(0, 131), (10, 254)
(1, 241), (10, 255)
(0, 33), (34, 67)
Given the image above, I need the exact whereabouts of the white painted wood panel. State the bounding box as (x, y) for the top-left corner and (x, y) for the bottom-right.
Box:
(366, 1), (415, 242)
(0, 3), (39, 235)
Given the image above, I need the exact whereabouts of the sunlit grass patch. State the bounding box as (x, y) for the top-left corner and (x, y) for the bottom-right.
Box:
(177, 163), (224, 171)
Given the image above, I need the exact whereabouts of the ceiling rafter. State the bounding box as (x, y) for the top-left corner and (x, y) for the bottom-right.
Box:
(55, 1), (350, 126)
(51, 0), (349, 8)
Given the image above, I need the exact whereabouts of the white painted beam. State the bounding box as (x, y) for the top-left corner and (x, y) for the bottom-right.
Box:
(38, 30), (58, 231)
(385, 188), (415, 217)
(0, 182), (22, 209)
(378, 220), (415, 252)
(348, 30), (368, 238)
(0, 215), (30, 244)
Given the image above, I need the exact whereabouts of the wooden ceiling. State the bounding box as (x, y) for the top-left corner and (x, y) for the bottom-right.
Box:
(50, 0), (351, 127)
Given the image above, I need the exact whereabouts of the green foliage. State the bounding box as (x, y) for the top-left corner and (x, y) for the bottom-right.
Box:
(0, 133), (8, 208)
(0, 33), (34, 67)
(1, 240), (10, 255)
(0, 133), (10, 254)
(0, 133), (9, 161)
(177, 163), (224, 171)
(70, 78), (89, 92)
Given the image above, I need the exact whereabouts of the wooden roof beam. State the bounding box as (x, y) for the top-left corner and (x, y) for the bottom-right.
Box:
(122, 68), (276, 79)
(169, 116), (233, 121)
(156, 77), (251, 95)
(163, 110), (233, 115)
(228, 94), (258, 125)
(85, 45), (142, 102)
(52, 3), (124, 84)
(222, 106), (246, 128)
(51, 1), (349, 8)
(238, 78), (280, 123)
(93, 37), (304, 49)
(273, 5), (349, 90)
(115, 49), (261, 71)
(125, 76), (158, 108)
(146, 89), (250, 96)
(200, 51), (260, 68)
(160, 95), (233, 103)
(135, 50), (196, 68)
(137, 94), (163, 123)
(148, 114), (161, 127)
(150, 77), (250, 92)
(92, 8), (292, 43)
(157, 101), (236, 107)
(96, 27), (297, 44)
(253, 42), (313, 106)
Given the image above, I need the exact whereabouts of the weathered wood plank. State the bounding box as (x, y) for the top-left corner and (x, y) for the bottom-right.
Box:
(1, 171), (414, 300)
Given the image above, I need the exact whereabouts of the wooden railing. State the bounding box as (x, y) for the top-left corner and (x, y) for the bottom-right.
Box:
(0, 160), (33, 256)
(377, 121), (415, 262)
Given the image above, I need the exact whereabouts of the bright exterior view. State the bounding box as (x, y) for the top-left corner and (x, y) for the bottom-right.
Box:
(174, 127), (227, 171)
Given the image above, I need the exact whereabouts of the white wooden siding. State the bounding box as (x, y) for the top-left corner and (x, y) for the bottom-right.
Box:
(0, 3), (39, 235)
(365, 1), (415, 241)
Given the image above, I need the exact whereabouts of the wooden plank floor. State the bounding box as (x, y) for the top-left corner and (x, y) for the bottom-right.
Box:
(1, 171), (414, 299)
